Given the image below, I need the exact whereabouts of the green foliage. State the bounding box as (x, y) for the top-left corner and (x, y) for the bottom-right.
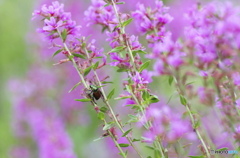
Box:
(107, 88), (115, 100)
(139, 60), (150, 72)
(52, 49), (63, 57)
(122, 18), (133, 27)
(72, 53), (86, 59)
(122, 128), (132, 137)
(75, 98), (92, 102)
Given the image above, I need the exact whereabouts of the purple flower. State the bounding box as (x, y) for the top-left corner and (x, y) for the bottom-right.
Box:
(199, 70), (208, 77)
(232, 72), (240, 86)
(142, 104), (194, 143)
(132, 1), (172, 34)
(131, 72), (149, 84)
(109, 52), (130, 68)
(43, 17), (63, 31)
(33, 1), (81, 42)
(84, 0), (117, 30)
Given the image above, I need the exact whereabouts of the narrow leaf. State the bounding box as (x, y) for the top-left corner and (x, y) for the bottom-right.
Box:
(132, 50), (147, 56)
(180, 95), (187, 105)
(93, 137), (105, 142)
(116, 2), (125, 5)
(72, 53), (86, 59)
(139, 60), (150, 72)
(119, 143), (129, 147)
(149, 95), (160, 103)
(114, 96), (131, 100)
(193, 120), (200, 129)
(110, 46), (125, 53)
(122, 128), (132, 137)
(52, 49), (63, 57)
(97, 112), (105, 120)
(100, 107), (108, 113)
(107, 88), (115, 100)
(103, 122), (114, 130)
(122, 18), (133, 27)
(84, 66), (92, 76)
(104, 3), (111, 7)
(75, 98), (91, 102)
(68, 81), (81, 93)
(145, 146), (155, 150)
(168, 76), (174, 86)
(93, 61), (99, 70)
(102, 81), (113, 84)
(61, 29), (68, 42)
(132, 138), (140, 142)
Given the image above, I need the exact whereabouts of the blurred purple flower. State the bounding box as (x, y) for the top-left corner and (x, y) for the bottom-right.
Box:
(232, 72), (240, 86)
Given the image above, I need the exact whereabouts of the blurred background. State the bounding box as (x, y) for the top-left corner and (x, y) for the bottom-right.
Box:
(1, 0), (239, 158)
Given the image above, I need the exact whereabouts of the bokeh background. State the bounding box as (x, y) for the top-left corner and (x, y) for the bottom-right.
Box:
(1, 0), (239, 158)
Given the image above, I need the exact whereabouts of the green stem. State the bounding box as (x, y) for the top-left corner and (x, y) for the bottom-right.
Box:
(173, 70), (211, 158)
(83, 48), (143, 158)
(56, 30), (128, 157)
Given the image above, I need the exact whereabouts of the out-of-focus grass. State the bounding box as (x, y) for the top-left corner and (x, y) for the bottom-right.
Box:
(0, 0), (33, 157)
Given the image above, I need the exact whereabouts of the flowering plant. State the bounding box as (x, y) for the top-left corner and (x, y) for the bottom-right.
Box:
(10, 0), (240, 158)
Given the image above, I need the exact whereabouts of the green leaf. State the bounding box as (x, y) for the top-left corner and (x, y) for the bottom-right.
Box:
(84, 66), (92, 76)
(102, 81), (113, 84)
(145, 146), (155, 150)
(127, 114), (138, 123)
(149, 95), (160, 103)
(75, 98), (92, 102)
(119, 143), (129, 147)
(132, 138), (140, 142)
(122, 18), (133, 27)
(103, 122), (114, 130)
(180, 95), (187, 105)
(118, 152), (127, 157)
(114, 96), (131, 100)
(147, 156), (152, 158)
(154, 149), (161, 158)
(68, 81), (81, 93)
(68, 55), (74, 60)
(168, 76), (174, 85)
(72, 53), (86, 59)
(93, 137), (105, 142)
(131, 105), (140, 110)
(117, 68), (128, 72)
(216, 147), (228, 151)
(142, 91), (150, 101)
(93, 61), (99, 70)
(110, 46), (125, 53)
(61, 29), (68, 42)
(139, 60), (150, 72)
(100, 107), (108, 113)
(104, 3), (111, 7)
(97, 112), (105, 120)
(116, 2), (125, 5)
(122, 128), (132, 137)
(193, 120), (200, 129)
(107, 88), (115, 100)
(132, 50), (147, 56)
(188, 156), (205, 158)
(125, 85), (131, 93)
(52, 49), (63, 57)
(185, 81), (195, 86)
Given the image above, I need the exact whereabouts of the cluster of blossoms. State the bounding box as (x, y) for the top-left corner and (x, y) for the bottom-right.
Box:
(141, 104), (194, 143)
(184, 1), (240, 138)
(9, 68), (76, 158)
(10, 0), (240, 158)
